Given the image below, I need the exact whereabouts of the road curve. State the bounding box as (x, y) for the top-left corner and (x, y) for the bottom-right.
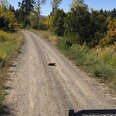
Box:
(6, 31), (116, 116)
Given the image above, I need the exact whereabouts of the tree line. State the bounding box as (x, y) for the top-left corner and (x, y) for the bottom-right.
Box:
(50, 0), (116, 48)
(0, 0), (62, 30)
(0, 0), (116, 48)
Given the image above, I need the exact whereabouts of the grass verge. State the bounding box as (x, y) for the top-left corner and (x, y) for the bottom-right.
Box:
(32, 29), (116, 93)
(0, 30), (24, 113)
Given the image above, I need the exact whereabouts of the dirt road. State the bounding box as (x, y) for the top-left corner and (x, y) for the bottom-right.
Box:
(6, 31), (116, 116)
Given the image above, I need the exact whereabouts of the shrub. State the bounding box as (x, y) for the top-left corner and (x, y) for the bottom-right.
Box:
(88, 32), (105, 48)
(92, 63), (114, 81)
(58, 37), (70, 50)
(0, 30), (9, 42)
(70, 44), (89, 65)
(84, 50), (98, 66)
(0, 6), (17, 31)
(64, 32), (81, 45)
(99, 19), (116, 47)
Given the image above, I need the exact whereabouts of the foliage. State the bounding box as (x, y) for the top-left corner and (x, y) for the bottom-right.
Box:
(51, 0), (62, 9)
(58, 38), (116, 88)
(51, 0), (62, 16)
(50, 5), (108, 47)
(70, 0), (86, 9)
(0, 6), (17, 31)
(110, 8), (116, 19)
(51, 9), (66, 36)
(100, 19), (116, 46)
(17, 0), (47, 27)
(49, 0), (116, 48)
(30, 14), (48, 29)
(18, 0), (35, 26)
(64, 6), (92, 45)
(0, 30), (10, 42)
(0, 30), (24, 108)
(0, 30), (24, 58)
(33, 0), (46, 28)
(46, 16), (53, 29)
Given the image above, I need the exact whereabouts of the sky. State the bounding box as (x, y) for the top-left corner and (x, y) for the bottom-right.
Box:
(8, 0), (116, 16)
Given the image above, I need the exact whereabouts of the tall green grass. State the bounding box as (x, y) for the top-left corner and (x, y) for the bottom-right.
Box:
(58, 37), (116, 91)
(0, 31), (20, 57)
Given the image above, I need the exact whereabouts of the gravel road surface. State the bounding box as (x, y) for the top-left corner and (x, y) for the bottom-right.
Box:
(6, 31), (116, 116)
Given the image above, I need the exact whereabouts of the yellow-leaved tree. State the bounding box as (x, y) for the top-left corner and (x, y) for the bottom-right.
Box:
(100, 19), (116, 46)
(45, 16), (53, 30)
(0, 6), (17, 31)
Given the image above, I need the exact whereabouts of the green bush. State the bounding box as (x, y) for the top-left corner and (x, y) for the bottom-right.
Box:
(64, 32), (81, 45)
(39, 23), (48, 30)
(58, 38), (71, 56)
(0, 6), (17, 31)
(71, 44), (89, 65)
(92, 63), (114, 80)
(88, 32), (105, 48)
(0, 31), (9, 42)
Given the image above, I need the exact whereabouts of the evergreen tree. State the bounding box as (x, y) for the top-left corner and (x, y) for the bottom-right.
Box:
(18, 0), (35, 26)
(110, 8), (116, 19)
(52, 9), (66, 36)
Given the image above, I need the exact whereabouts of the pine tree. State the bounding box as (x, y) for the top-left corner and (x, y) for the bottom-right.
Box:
(18, 0), (35, 26)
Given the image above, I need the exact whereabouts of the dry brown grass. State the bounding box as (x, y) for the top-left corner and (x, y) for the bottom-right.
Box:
(31, 30), (60, 45)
